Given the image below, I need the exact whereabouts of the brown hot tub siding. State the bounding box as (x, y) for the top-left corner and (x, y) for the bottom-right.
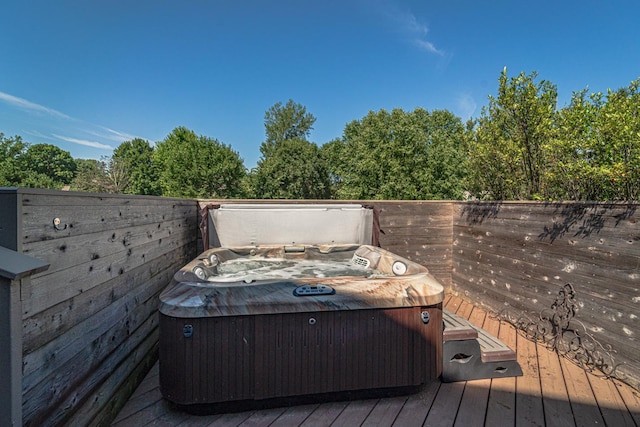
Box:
(159, 244), (444, 406)
(160, 305), (442, 405)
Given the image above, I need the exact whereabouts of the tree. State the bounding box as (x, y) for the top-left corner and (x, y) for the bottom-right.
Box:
(112, 138), (161, 195)
(327, 108), (464, 200)
(591, 79), (640, 200)
(104, 155), (131, 194)
(154, 127), (246, 198)
(250, 101), (330, 199)
(544, 78), (640, 201)
(70, 158), (111, 193)
(262, 100), (316, 158)
(468, 68), (557, 200)
(252, 138), (331, 199)
(0, 133), (27, 186)
(422, 110), (469, 199)
(544, 89), (601, 200)
(18, 143), (77, 189)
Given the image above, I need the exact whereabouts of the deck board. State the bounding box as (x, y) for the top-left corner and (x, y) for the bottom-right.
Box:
(515, 332), (545, 427)
(484, 316), (517, 427)
(454, 307), (490, 427)
(111, 295), (640, 426)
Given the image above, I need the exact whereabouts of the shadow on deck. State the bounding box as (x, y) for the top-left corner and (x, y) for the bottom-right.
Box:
(111, 294), (640, 426)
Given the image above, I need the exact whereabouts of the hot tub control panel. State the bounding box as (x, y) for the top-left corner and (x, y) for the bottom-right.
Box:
(293, 284), (335, 296)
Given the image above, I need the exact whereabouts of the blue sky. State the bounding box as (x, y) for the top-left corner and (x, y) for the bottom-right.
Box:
(2, 0), (639, 169)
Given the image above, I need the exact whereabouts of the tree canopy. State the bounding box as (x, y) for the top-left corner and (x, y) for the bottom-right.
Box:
(2, 70), (639, 201)
(0, 133), (26, 186)
(468, 69), (557, 200)
(154, 127), (246, 198)
(112, 138), (161, 195)
(262, 99), (316, 158)
(325, 108), (468, 200)
(248, 100), (330, 199)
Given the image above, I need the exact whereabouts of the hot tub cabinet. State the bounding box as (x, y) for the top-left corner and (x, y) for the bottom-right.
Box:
(160, 305), (442, 405)
(159, 244), (443, 407)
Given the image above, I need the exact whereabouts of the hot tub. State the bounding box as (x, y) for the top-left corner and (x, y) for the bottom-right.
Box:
(158, 205), (444, 408)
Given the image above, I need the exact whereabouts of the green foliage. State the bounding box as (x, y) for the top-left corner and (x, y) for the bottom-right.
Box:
(112, 138), (161, 195)
(250, 101), (330, 199)
(154, 127), (246, 198)
(422, 110), (469, 199)
(3, 69), (638, 201)
(69, 158), (110, 192)
(18, 143), (77, 189)
(251, 138), (331, 199)
(262, 100), (316, 158)
(0, 133), (27, 186)
(326, 108), (467, 200)
(468, 68), (557, 200)
(547, 79), (640, 200)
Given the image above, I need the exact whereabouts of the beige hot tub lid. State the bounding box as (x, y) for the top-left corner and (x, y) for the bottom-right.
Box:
(208, 204), (374, 247)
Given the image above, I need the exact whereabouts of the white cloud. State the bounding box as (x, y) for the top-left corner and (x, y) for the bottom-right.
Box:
(101, 126), (139, 142)
(0, 91), (70, 119)
(86, 126), (140, 142)
(53, 134), (113, 150)
(1, 90), (144, 150)
(415, 39), (444, 55)
(456, 93), (478, 120)
(380, 4), (444, 56)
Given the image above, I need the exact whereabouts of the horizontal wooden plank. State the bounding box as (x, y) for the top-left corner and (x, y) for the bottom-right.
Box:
(453, 223), (638, 269)
(47, 331), (159, 426)
(22, 216), (196, 276)
(20, 190), (195, 206)
(452, 243), (640, 312)
(22, 232), (195, 317)
(21, 202), (197, 244)
(23, 248), (190, 353)
(22, 263), (167, 388)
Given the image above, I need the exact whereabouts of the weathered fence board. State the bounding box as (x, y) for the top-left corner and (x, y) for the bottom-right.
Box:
(22, 249), (186, 353)
(22, 229), (193, 318)
(1, 189), (199, 427)
(21, 198), (193, 243)
(452, 201), (639, 390)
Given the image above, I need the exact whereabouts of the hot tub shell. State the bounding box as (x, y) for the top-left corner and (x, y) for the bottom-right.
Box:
(159, 205), (444, 407)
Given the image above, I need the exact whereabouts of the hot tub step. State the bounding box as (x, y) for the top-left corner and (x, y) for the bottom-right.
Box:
(442, 309), (523, 382)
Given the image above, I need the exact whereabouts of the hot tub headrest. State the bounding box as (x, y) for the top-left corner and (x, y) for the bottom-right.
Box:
(206, 204), (375, 247)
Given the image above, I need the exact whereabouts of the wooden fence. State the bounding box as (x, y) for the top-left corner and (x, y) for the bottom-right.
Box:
(451, 201), (639, 389)
(1, 193), (638, 425)
(0, 188), (198, 426)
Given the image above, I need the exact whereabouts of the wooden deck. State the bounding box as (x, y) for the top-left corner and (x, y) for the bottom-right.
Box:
(111, 295), (640, 426)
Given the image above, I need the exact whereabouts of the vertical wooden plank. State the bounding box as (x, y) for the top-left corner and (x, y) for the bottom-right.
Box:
(536, 341), (574, 427)
(454, 380), (490, 427)
(587, 373), (636, 427)
(300, 401), (348, 427)
(614, 379), (640, 426)
(484, 316), (516, 426)
(362, 395), (408, 426)
(237, 407), (287, 427)
(446, 294), (464, 314)
(269, 404), (319, 427)
(330, 399), (378, 427)
(393, 380), (440, 426)
(559, 355), (605, 426)
(423, 381), (465, 426)
(515, 332), (545, 427)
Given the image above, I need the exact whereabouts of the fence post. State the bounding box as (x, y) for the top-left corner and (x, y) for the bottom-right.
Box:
(0, 246), (49, 427)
